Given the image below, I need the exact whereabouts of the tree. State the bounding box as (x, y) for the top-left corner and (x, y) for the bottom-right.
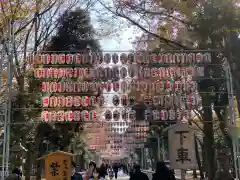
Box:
(32, 7), (101, 176)
(97, 1), (240, 179)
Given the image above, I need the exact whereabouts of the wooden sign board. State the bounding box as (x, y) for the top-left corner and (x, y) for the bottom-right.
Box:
(38, 151), (74, 180)
(168, 123), (197, 169)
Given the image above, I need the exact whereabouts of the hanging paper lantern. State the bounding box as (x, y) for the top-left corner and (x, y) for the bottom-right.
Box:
(34, 68), (43, 78)
(113, 81), (120, 92)
(82, 96), (89, 107)
(165, 80), (173, 92)
(174, 81), (181, 92)
(46, 68), (53, 78)
(187, 53), (194, 64)
(112, 95), (120, 106)
(42, 96), (49, 107)
(113, 110), (120, 121)
(65, 54), (73, 64)
(81, 110), (89, 121)
(112, 67), (120, 80)
(65, 96), (73, 107)
(57, 111), (65, 121)
(190, 81), (197, 92)
(121, 110), (128, 121)
(203, 52), (211, 63)
(73, 96), (82, 107)
(152, 96), (159, 106)
(152, 110), (160, 121)
(112, 53), (119, 64)
(176, 109), (183, 121)
(150, 67), (158, 78)
(97, 95), (105, 106)
(129, 110), (136, 121)
(168, 109), (176, 120)
(105, 81), (112, 92)
(104, 53), (111, 64)
(120, 53), (128, 64)
(41, 111), (48, 122)
(50, 111), (57, 122)
(48, 96), (58, 107)
(160, 110), (168, 120)
(65, 111), (72, 121)
(196, 53), (203, 63)
(89, 110), (97, 121)
(105, 110), (112, 121)
(89, 96), (97, 106)
(121, 95), (128, 107)
(42, 82), (48, 92)
(184, 110), (191, 119)
(180, 68), (187, 77)
(121, 81), (128, 93)
(155, 81), (164, 93)
(120, 67), (128, 79)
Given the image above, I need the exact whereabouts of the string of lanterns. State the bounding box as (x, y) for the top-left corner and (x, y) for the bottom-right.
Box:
(34, 66), (204, 79)
(41, 80), (198, 93)
(28, 52), (211, 65)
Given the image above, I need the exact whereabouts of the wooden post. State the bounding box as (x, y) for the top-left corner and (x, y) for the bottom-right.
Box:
(38, 151), (74, 180)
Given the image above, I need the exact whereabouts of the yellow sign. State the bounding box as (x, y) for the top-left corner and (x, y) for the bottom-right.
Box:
(38, 151), (74, 180)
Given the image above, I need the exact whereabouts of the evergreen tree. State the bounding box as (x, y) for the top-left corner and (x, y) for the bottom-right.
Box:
(36, 8), (101, 154)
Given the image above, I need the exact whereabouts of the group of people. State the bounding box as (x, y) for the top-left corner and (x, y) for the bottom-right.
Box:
(4, 160), (175, 180)
(129, 161), (176, 180)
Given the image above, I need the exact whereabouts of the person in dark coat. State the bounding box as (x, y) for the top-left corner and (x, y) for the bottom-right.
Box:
(71, 162), (83, 180)
(152, 161), (176, 180)
(129, 164), (149, 180)
(99, 163), (107, 179)
(113, 163), (119, 179)
(5, 168), (22, 180)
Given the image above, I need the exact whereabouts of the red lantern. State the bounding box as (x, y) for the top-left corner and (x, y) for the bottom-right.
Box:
(90, 110), (97, 121)
(82, 110), (89, 121)
(82, 96), (89, 107)
(42, 82), (48, 92)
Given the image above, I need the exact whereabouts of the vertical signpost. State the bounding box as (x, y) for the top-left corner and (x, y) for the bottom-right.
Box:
(168, 123), (197, 180)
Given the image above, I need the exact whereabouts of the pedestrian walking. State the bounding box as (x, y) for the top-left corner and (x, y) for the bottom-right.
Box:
(129, 164), (149, 180)
(99, 162), (107, 179)
(71, 162), (83, 180)
(85, 161), (96, 180)
(152, 161), (175, 180)
(5, 167), (22, 180)
(113, 163), (119, 179)
(89, 167), (102, 180)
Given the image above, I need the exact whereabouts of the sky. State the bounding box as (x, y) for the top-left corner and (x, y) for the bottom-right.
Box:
(99, 27), (134, 51)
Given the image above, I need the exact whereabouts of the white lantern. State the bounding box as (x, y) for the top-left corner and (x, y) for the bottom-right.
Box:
(57, 111), (65, 121)
(65, 96), (73, 107)
(73, 96), (82, 107)
(112, 53), (119, 64)
(195, 53), (203, 63)
(160, 110), (168, 121)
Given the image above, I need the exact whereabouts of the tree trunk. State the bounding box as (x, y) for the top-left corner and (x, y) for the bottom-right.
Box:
(23, 143), (33, 180)
(194, 135), (204, 179)
(202, 96), (216, 180)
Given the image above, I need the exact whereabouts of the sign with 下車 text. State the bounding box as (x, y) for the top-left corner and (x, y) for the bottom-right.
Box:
(168, 123), (197, 169)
